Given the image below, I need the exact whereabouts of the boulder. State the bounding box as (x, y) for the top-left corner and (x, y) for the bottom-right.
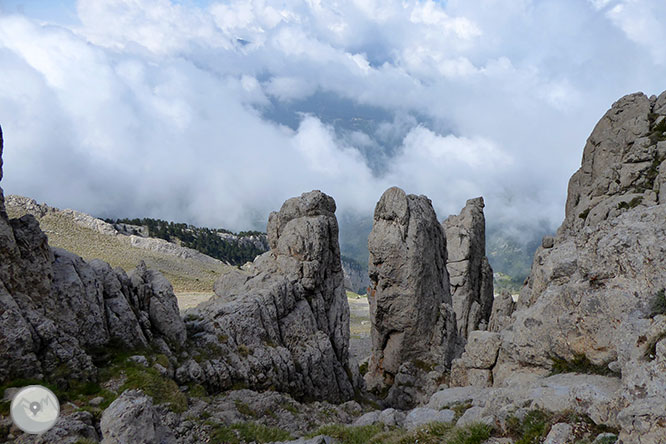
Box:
(12, 411), (99, 444)
(182, 190), (355, 402)
(461, 331), (501, 369)
(544, 423), (574, 444)
(487, 291), (515, 333)
(100, 389), (176, 444)
(365, 187), (457, 407)
(403, 407), (456, 430)
(443, 197), (494, 341)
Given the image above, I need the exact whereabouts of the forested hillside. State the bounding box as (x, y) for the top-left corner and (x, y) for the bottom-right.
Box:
(105, 217), (269, 266)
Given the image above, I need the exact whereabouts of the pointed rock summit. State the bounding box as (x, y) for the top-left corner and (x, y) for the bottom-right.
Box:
(182, 190), (356, 402)
(443, 197), (494, 341)
(365, 187), (457, 408)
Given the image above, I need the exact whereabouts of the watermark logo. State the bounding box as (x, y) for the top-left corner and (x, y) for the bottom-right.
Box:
(10, 385), (60, 434)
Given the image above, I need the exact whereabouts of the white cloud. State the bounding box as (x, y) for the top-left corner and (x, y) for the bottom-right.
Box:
(602, 0), (666, 64)
(0, 0), (664, 240)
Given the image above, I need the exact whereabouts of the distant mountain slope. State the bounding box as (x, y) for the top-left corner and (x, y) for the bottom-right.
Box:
(105, 217), (269, 266)
(5, 195), (232, 293)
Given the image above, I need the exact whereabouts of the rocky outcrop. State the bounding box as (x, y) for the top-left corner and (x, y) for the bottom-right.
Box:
(0, 126), (185, 386)
(365, 187), (457, 408)
(180, 191), (356, 402)
(100, 390), (176, 444)
(481, 92), (666, 442)
(443, 197), (494, 340)
(487, 291), (515, 333)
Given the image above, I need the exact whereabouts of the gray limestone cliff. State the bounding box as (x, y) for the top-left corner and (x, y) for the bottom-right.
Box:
(443, 197), (494, 341)
(447, 92), (666, 443)
(365, 187), (457, 408)
(179, 190), (357, 403)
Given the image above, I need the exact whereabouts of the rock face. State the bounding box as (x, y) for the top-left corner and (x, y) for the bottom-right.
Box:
(443, 197), (494, 340)
(483, 92), (666, 442)
(365, 187), (457, 408)
(100, 390), (176, 444)
(487, 291), (515, 333)
(180, 191), (356, 402)
(0, 125), (185, 386)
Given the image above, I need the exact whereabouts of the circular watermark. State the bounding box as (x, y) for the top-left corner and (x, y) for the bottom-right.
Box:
(10, 385), (60, 434)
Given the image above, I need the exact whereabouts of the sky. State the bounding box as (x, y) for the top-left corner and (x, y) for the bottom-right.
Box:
(0, 0), (665, 241)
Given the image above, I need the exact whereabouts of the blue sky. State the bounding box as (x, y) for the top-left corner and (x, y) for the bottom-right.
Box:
(0, 0), (665, 237)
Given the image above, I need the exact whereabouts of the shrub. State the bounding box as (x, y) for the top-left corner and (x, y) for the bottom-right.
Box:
(550, 353), (618, 377)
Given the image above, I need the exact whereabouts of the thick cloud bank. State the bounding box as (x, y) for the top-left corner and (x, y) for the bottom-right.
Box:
(0, 0), (665, 238)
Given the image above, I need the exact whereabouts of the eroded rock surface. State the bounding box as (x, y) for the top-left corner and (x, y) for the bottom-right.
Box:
(487, 91), (666, 443)
(365, 187), (457, 408)
(0, 125), (185, 386)
(100, 390), (176, 444)
(181, 191), (356, 402)
(443, 197), (494, 341)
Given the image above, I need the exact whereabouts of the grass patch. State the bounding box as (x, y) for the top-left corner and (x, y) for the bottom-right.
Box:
(307, 422), (491, 444)
(188, 383), (208, 399)
(649, 117), (666, 143)
(280, 401), (299, 414)
(550, 353), (619, 377)
(617, 196), (643, 210)
(96, 354), (187, 413)
(308, 424), (385, 444)
(237, 344), (251, 357)
(119, 365), (187, 413)
(506, 409), (550, 444)
(451, 402), (473, 421)
(506, 409), (618, 444)
(359, 361), (368, 376)
(235, 400), (258, 418)
(209, 422), (292, 444)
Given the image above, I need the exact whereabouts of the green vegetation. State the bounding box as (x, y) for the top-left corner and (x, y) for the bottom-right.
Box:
(579, 208), (590, 220)
(209, 421), (293, 443)
(107, 217), (267, 266)
(413, 359), (435, 372)
(550, 353), (619, 377)
(487, 227), (546, 289)
(617, 196), (643, 210)
(493, 272), (523, 295)
(307, 422), (491, 444)
(650, 288), (666, 317)
(506, 409), (618, 444)
(113, 362), (187, 413)
(281, 401), (300, 414)
(359, 361), (368, 376)
(346, 290), (366, 299)
(506, 409), (550, 444)
(649, 117), (666, 143)
(235, 400), (259, 418)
